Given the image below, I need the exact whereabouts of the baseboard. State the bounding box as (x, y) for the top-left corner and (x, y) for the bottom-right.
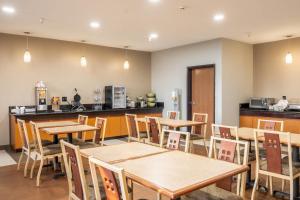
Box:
(0, 145), (10, 150)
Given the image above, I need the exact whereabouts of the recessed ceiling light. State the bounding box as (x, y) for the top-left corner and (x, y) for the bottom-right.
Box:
(148, 33), (158, 42)
(149, 0), (160, 3)
(213, 14), (224, 22)
(2, 6), (15, 14)
(89, 21), (100, 29)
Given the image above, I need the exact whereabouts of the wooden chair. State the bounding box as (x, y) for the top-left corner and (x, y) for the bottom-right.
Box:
(125, 114), (145, 142)
(145, 117), (162, 147)
(257, 119), (284, 132)
(60, 140), (90, 200)
(167, 111), (180, 120)
(76, 115), (89, 141)
(74, 117), (107, 149)
(30, 121), (63, 186)
(161, 129), (190, 153)
(185, 136), (249, 200)
(251, 129), (300, 200)
(17, 119), (34, 177)
(89, 157), (130, 200)
(257, 119), (284, 192)
(189, 113), (208, 154)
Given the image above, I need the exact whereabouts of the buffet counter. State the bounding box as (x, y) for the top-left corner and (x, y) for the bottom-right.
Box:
(239, 103), (300, 133)
(9, 103), (164, 150)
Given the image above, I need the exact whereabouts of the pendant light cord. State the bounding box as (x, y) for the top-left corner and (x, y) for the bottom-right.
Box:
(26, 35), (29, 50)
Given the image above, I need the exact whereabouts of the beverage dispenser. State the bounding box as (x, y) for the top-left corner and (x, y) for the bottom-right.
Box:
(35, 86), (48, 111)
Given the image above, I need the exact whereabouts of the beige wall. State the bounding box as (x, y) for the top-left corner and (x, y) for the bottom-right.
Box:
(151, 38), (254, 126)
(254, 37), (300, 99)
(0, 33), (151, 145)
(222, 39), (253, 126)
(151, 39), (223, 123)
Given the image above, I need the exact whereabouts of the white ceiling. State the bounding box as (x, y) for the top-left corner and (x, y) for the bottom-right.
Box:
(0, 0), (300, 52)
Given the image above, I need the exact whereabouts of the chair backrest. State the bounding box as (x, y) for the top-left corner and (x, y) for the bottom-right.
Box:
(77, 115), (88, 140)
(167, 111), (180, 120)
(192, 113), (208, 137)
(30, 121), (44, 155)
(89, 157), (129, 200)
(161, 130), (190, 153)
(17, 119), (30, 149)
(257, 119), (284, 131)
(93, 117), (107, 145)
(125, 114), (140, 141)
(208, 136), (249, 196)
(60, 140), (89, 200)
(145, 117), (161, 145)
(211, 124), (238, 139)
(254, 129), (292, 177)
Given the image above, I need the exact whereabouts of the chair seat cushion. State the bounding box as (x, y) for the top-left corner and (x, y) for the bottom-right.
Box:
(42, 144), (62, 156)
(189, 134), (205, 141)
(139, 132), (148, 138)
(260, 156), (300, 176)
(183, 185), (242, 200)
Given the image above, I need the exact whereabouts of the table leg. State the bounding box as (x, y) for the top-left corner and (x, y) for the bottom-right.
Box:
(53, 135), (59, 144)
(67, 133), (73, 143)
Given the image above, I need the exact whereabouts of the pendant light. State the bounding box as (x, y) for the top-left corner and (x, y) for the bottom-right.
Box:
(285, 35), (293, 64)
(80, 40), (87, 67)
(23, 32), (31, 63)
(123, 46), (130, 70)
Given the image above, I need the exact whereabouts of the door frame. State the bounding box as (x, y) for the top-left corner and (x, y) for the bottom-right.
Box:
(187, 64), (216, 122)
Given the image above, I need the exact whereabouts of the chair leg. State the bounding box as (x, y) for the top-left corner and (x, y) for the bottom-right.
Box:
(17, 149), (24, 170)
(281, 179), (285, 191)
(60, 155), (65, 173)
(251, 173), (259, 200)
(24, 152), (31, 177)
(269, 176), (273, 195)
(189, 141), (193, 153)
(202, 139), (208, 155)
(30, 154), (38, 179)
(290, 179), (294, 200)
(36, 158), (44, 186)
(157, 193), (161, 200)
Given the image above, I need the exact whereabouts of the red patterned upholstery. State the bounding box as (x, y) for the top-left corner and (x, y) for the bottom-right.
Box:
(193, 114), (205, 136)
(219, 127), (232, 139)
(65, 145), (84, 200)
(127, 115), (138, 138)
(166, 132), (181, 150)
(264, 133), (282, 174)
(169, 112), (177, 120)
(216, 140), (237, 191)
(95, 118), (105, 144)
(98, 167), (121, 200)
(148, 118), (160, 144)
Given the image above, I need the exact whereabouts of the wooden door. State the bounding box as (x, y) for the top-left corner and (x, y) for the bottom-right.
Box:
(188, 65), (215, 136)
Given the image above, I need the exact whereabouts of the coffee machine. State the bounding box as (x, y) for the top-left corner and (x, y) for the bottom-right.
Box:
(35, 86), (48, 111)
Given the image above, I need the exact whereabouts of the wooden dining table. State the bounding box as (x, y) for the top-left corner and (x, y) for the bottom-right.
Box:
(136, 117), (205, 129)
(81, 142), (248, 199)
(80, 142), (168, 163)
(42, 124), (99, 143)
(35, 121), (79, 129)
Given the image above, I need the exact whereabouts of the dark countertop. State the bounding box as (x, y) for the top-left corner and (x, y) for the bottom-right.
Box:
(10, 103), (164, 118)
(240, 103), (300, 119)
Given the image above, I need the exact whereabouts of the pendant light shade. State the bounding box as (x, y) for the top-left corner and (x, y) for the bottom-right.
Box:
(123, 46), (130, 70)
(123, 60), (130, 70)
(24, 50), (31, 63)
(285, 52), (293, 64)
(80, 56), (87, 67)
(24, 32), (31, 63)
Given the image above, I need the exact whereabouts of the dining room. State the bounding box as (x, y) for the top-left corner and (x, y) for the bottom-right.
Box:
(1, 0), (300, 200)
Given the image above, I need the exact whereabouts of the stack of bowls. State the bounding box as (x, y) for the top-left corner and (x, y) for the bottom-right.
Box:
(146, 92), (156, 107)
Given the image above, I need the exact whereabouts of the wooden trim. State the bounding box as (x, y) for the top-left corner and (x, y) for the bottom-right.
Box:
(187, 64), (215, 126)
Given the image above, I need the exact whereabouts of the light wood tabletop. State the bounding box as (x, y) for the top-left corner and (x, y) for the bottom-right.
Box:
(42, 124), (99, 135)
(80, 142), (168, 163)
(136, 117), (205, 128)
(35, 121), (79, 129)
(116, 150), (248, 199)
(238, 127), (300, 147)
